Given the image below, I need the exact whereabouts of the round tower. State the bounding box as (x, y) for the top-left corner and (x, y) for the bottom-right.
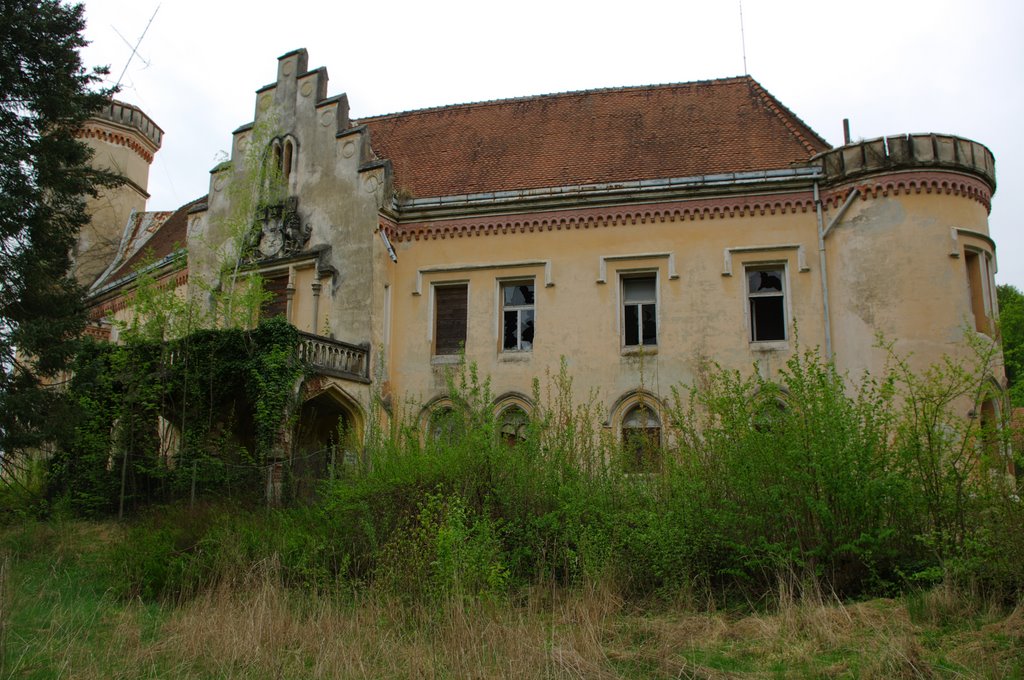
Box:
(74, 99), (163, 286)
(815, 133), (999, 387)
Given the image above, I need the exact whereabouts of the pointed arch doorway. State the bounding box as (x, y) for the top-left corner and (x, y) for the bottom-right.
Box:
(293, 385), (363, 499)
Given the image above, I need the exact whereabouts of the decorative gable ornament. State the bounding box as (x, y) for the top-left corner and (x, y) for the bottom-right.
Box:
(248, 196), (310, 262)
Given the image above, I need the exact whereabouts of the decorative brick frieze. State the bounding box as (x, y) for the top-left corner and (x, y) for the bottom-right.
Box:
(387, 193), (817, 242)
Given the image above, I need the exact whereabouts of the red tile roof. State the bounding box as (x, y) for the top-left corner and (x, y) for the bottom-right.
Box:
(359, 76), (831, 199)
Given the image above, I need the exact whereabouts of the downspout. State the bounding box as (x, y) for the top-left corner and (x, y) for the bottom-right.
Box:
(816, 183), (861, 361)
(814, 182), (832, 360)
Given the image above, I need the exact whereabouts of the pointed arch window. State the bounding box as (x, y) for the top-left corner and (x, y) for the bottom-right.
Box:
(621, 404), (661, 472)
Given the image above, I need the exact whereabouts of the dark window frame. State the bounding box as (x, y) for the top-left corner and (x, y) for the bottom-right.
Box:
(621, 273), (658, 348)
(746, 265), (787, 343)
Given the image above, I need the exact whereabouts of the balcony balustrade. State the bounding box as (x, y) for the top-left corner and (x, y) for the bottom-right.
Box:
(298, 332), (370, 383)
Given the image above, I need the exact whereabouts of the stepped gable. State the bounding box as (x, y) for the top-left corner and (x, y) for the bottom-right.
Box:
(107, 195), (207, 282)
(358, 76), (831, 199)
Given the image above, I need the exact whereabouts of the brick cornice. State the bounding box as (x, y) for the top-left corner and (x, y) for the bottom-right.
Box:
(76, 125), (155, 163)
(822, 171), (992, 213)
(386, 193), (818, 242)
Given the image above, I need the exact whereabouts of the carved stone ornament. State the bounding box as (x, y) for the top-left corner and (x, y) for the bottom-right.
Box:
(248, 196), (311, 262)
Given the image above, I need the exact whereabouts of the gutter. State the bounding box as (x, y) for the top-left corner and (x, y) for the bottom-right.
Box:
(393, 166), (825, 220)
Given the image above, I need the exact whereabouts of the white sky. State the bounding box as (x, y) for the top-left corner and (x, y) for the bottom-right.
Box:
(80, 0), (1024, 288)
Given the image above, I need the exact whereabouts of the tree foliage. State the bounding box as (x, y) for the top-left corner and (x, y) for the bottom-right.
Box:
(0, 1), (119, 466)
(997, 283), (1024, 407)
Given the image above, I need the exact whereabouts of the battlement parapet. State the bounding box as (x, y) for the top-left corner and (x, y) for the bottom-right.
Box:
(815, 133), (995, 191)
(88, 99), (164, 151)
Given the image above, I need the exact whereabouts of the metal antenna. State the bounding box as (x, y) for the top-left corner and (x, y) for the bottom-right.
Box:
(112, 4), (160, 94)
(739, 0), (748, 75)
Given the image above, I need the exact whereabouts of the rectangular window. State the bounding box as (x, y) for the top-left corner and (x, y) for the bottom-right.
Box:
(501, 281), (535, 351)
(434, 284), (467, 355)
(964, 249), (991, 335)
(622, 275), (657, 347)
(262, 274), (289, 320)
(747, 266), (786, 342)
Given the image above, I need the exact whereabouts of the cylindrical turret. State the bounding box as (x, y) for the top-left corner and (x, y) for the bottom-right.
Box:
(74, 99), (163, 286)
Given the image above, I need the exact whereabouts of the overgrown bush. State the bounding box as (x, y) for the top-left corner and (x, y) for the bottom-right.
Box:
(101, 339), (1023, 605)
(48, 318), (302, 516)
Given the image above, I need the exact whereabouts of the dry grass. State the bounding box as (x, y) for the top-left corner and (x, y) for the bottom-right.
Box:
(45, 573), (1012, 679)
(3, 522), (1023, 678)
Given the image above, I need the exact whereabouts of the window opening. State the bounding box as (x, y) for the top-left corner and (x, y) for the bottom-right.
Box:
(262, 273), (289, 320)
(621, 404), (661, 472)
(434, 284), (468, 355)
(747, 267), (786, 342)
(752, 395), (787, 433)
(272, 142), (282, 173)
(498, 406), (529, 446)
(283, 140), (294, 180)
(964, 250), (990, 334)
(502, 282), (535, 351)
(622, 275), (657, 347)
(429, 406), (459, 444)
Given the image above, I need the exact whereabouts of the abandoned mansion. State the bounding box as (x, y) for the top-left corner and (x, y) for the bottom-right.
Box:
(74, 48), (1004, 459)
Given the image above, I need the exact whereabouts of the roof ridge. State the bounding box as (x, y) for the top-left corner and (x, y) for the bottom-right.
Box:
(745, 77), (832, 155)
(356, 75), (753, 122)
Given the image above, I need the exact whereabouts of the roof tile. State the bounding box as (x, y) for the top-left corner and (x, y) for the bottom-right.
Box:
(359, 76), (831, 199)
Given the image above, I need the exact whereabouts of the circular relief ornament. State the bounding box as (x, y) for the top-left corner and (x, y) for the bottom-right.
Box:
(258, 95), (272, 112)
(364, 175), (380, 193)
(320, 110), (334, 127)
(213, 175), (227, 192)
(342, 141), (356, 158)
(300, 81), (314, 97)
(282, 60), (294, 76)
(237, 135), (248, 152)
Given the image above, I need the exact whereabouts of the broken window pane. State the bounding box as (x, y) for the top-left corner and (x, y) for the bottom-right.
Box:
(499, 405), (529, 446)
(746, 266), (786, 342)
(501, 281), (535, 351)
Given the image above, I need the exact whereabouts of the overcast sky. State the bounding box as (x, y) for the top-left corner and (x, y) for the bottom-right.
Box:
(80, 0), (1024, 288)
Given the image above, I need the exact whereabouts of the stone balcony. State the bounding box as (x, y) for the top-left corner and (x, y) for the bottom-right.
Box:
(298, 332), (370, 383)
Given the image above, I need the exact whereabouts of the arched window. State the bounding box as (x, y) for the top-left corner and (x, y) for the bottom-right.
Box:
(427, 405), (460, 445)
(621, 404), (661, 472)
(752, 395), (787, 433)
(498, 405), (529, 446)
(271, 141), (283, 174)
(283, 139), (294, 180)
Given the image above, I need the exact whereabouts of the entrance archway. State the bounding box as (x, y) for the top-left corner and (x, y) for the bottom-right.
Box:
(293, 386), (362, 499)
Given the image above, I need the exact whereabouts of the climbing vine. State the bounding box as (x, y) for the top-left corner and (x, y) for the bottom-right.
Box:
(50, 318), (303, 515)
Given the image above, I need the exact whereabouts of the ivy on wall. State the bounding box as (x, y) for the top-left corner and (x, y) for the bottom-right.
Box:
(49, 318), (303, 516)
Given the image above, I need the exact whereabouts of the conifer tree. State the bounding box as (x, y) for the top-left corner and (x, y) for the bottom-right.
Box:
(0, 0), (119, 469)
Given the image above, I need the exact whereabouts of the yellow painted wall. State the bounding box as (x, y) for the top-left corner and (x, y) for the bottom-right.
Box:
(387, 208), (826, 416)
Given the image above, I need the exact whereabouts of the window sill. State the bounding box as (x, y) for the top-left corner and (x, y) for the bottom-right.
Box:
(749, 340), (789, 352)
(431, 355), (463, 366)
(499, 351), (532, 362)
(621, 346), (658, 357)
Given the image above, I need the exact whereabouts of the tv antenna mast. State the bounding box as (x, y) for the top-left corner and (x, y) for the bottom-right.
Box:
(739, 0), (748, 75)
(112, 4), (161, 94)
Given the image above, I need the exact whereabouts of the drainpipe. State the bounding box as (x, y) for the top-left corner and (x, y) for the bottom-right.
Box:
(814, 182), (832, 360)
(816, 183), (861, 361)
(823, 187), (861, 241)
